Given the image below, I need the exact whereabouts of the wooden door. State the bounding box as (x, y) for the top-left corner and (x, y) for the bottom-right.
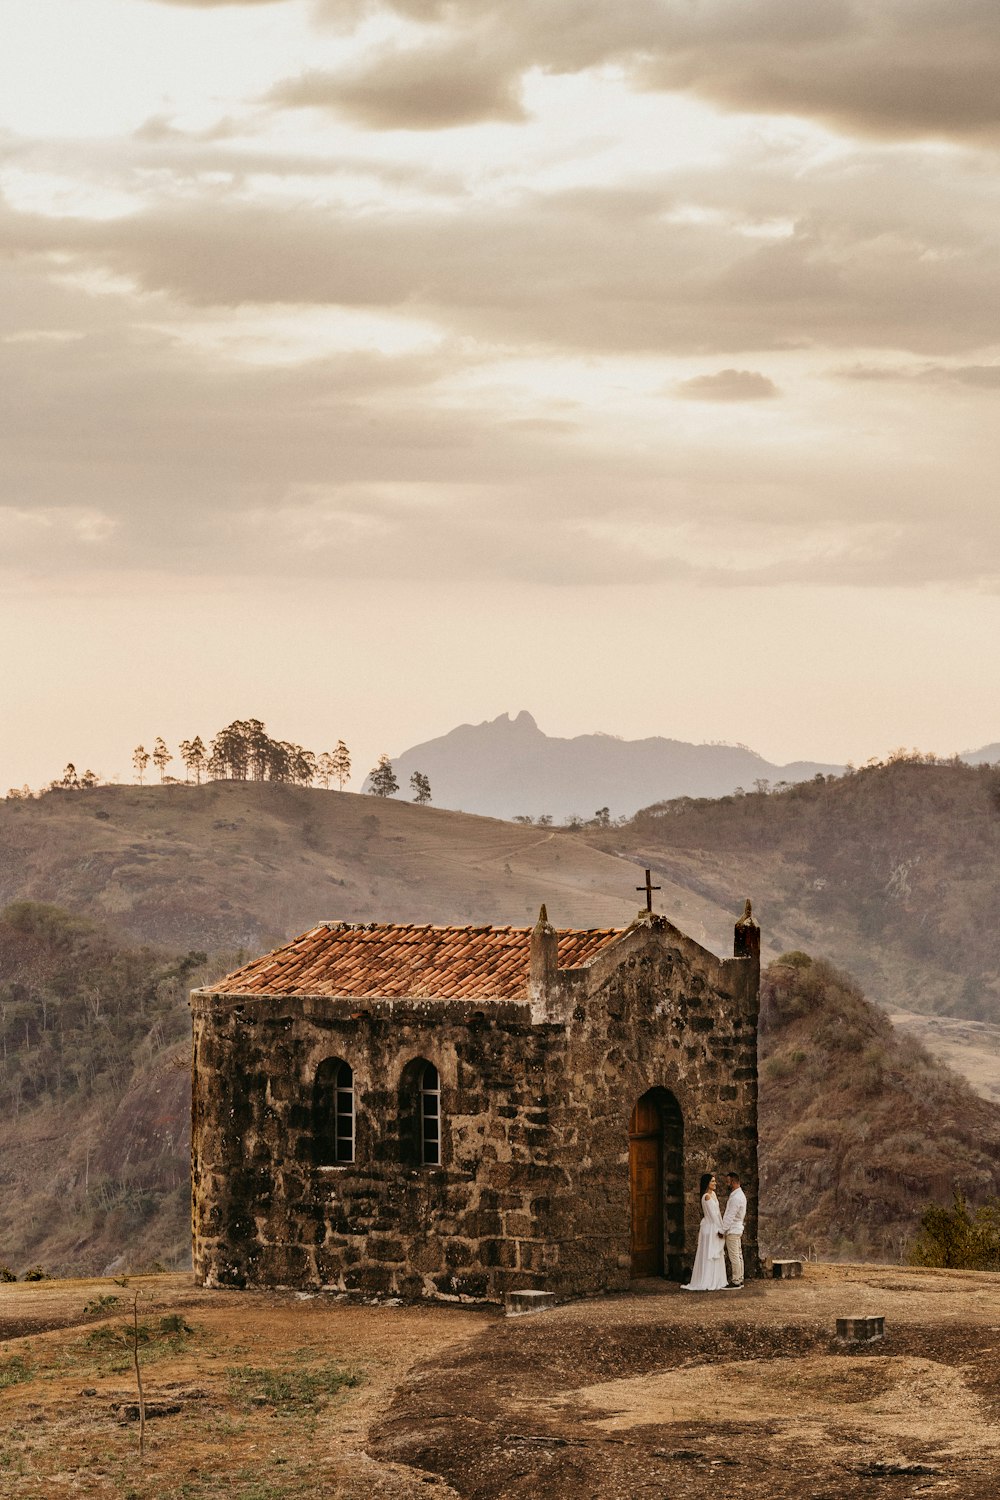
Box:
(629, 1095), (663, 1277)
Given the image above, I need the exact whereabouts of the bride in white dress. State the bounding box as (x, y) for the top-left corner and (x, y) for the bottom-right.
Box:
(682, 1173), (729, 1292)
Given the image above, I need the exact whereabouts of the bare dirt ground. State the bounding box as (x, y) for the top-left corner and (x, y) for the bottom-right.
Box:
(2, 1265), (999, 1499)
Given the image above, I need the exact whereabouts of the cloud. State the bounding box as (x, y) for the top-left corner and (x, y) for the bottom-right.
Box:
(639, 0), (1000, 144)
(2, 255), (1000, 598)
(12, 176), (999, 359)
(270, 44), (527, 129)
(304, 0), (1000, 144)
(951, 365), (1000, 389)
(838, 362), (1000, 388)
(674, 369), (779, 401)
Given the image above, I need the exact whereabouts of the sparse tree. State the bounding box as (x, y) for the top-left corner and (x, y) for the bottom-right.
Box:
(152, 738), (172, 782)
(280, 743), (316, 786)
(79, 770), (100, 790)
(60, 763), (80, 790)
(512, 815), (533, 825)
(368, 755), (399, 798)
(536, 814), (553, 827)
(331, 740), (351, 792)
(316, 751), (335, 790)
(132, 745), (150, 785)
(410, 770), (432, 805)
(179, 736), (207, 785)
(593, 807), (611, 828)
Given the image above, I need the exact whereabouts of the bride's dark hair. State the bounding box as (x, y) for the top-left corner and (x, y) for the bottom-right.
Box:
(699, 1172), (714, 1196)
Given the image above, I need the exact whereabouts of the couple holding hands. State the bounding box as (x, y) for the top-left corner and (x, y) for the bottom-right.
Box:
(682, 1169), (746, 1292)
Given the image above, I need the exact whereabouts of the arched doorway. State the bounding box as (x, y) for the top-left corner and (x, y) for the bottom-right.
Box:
(629, 1088), (684, 1279)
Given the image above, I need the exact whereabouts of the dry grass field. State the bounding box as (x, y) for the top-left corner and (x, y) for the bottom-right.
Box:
(2, 1266), (999, 1499)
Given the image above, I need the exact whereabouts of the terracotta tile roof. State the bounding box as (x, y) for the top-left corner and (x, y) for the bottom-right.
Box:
(204, 921), (623, 1002)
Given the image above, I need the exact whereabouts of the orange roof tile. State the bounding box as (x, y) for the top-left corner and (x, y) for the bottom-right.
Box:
(204, 921), (623, 1002)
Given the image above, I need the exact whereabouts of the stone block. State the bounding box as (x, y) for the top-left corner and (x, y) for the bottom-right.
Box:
(836, 1315), (885, 1342)
(505, 1289), (557, 1316)
(772, 1260), (803, 1278)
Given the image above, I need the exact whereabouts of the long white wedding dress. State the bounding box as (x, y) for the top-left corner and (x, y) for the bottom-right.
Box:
(682, 1192), (729, 1291)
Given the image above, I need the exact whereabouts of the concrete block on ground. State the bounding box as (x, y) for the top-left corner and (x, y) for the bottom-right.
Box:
(505, 1289), (557, 1316)
(836, 1315), (885, 1342)
(772, 1259), (803, 1278)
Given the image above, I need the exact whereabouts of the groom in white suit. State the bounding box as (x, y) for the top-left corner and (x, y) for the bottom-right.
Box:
(719, 1170), (747, 1288)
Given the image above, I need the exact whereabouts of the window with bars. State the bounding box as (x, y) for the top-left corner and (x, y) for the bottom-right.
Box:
(313, 1057), (354, 1165)
(419, 1061), (440, 1166)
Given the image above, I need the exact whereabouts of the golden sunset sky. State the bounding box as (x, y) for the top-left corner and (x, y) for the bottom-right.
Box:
(3, 0), (1000, 788)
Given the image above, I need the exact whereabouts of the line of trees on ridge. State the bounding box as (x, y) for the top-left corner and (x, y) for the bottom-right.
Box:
(6, 719), (432, 806)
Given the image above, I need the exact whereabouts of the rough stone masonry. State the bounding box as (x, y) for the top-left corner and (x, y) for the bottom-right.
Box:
(190, 901), (760, 1302)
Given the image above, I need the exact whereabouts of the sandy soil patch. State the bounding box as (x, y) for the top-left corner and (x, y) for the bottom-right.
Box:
(534, 1353), (997, 1459)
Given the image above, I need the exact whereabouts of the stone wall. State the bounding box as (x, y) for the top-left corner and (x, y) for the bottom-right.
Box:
(538, 912), (760, 1294)
(192, 995), (564, 1300)
(191, 908), (759, 1300)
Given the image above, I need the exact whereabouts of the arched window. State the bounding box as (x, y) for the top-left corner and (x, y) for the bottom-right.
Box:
(313, 1058), (354, 1165)
(419, 1061), (440, 1166)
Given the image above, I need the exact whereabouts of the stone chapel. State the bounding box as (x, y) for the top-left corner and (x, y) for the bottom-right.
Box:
(190, 900), (760, 1302)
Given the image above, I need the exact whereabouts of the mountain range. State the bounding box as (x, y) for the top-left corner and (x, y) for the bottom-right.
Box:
(381, 710), (845, 820)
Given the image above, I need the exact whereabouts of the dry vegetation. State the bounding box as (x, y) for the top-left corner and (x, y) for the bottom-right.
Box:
(0, 781), (644, 954)
(591, 755), (1000, 1019)
(758, 954), (1000, 1262)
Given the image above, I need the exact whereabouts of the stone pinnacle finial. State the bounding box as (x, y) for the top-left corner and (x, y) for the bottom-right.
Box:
(733, 896), (760, 963)
(529, 901), (558, 999)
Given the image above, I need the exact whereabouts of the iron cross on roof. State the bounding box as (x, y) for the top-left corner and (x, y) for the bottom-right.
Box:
(637, 868), (661, 912)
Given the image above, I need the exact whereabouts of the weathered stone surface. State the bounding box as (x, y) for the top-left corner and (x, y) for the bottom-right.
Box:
(836, 1315), (885, 1342)
(505, 1289), (557, 1315)
(191, 907), (760, 1302)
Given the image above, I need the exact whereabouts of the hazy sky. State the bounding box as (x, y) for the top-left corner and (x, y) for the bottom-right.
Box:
(4, 0), (1000, 791)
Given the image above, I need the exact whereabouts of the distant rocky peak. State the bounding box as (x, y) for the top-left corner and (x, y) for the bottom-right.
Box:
(488, 710), (540, 733)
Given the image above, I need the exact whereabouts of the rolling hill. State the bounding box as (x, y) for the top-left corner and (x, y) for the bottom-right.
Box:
(587, 755), (1000, 1024)
(0, 779), (765, 960)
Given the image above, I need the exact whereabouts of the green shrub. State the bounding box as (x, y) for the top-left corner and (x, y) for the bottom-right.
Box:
(0, 1265), (16, 1283)
(226, 1361), (362, 1413)
(0, 1356), (32, 1390)
(909, 1190), (1000, 1271)
(82, 1294), (121, 1316)
(777, 951), (813, 970)
(22, 1267), (47, 1282)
